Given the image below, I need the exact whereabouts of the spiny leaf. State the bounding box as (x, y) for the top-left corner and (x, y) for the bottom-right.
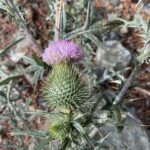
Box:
(32, 54), (50, 68)
(83, 33), (103, 49)
(0, 75), (23, 86)
(23, 56), (36, 65)
(64, 27), (84, 39)
(11, 130), (49, 139)
(64, 19), (123, 39)
(0, 1), (10, 13)
(72, 121), (94, 148)
(111, 107), (124, 132)
(0, 91), (7, 98)
(24, 111), (61, 119)
(22, 56), (45, 85)
(34, 138), (50, 150)
(83, 0), (92, 29)
(88, 19), (123, 33)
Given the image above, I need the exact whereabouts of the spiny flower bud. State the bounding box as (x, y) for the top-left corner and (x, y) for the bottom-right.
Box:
(43, 40), (89, 109)
(48, 115), (71, 140)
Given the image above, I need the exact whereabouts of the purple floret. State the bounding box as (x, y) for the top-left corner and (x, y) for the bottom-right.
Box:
(42, 40), (84, 64)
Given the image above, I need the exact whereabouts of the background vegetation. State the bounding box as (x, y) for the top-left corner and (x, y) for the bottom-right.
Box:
(0, 0), (150, 149)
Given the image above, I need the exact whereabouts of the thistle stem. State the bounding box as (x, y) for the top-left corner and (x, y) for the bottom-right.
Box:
(54, 0), (64, 40)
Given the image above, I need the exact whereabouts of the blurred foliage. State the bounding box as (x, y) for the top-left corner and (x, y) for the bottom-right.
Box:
(117, 12), (150, 63)
(0, 0), (150, 150)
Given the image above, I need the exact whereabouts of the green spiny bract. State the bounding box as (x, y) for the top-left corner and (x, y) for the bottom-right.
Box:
(48, 114), (71, 140)
(44, 62), (89, 110)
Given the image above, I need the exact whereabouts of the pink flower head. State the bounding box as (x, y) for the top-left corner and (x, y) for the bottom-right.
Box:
(42, 40), (84, 64)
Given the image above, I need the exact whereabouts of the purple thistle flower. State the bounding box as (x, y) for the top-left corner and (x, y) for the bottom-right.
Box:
(42, 40), (84, 64)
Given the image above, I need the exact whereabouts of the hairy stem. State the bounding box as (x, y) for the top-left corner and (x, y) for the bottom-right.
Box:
(54, 0), (64, 40)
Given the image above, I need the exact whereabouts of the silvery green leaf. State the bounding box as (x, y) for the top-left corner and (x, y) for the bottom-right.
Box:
(83, 33), (104, 49)
(0, 75), (23, 86)
(72, 121), (94, 148)
(12, 130), (49, 139)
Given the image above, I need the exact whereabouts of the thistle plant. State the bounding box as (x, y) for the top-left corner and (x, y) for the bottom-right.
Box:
(42, 40), (89, 144)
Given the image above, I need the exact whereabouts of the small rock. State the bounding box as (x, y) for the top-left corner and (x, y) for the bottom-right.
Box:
(90, 114), (150, 150)
(95, 40), (131, 70)
(100, 117), (150, 150)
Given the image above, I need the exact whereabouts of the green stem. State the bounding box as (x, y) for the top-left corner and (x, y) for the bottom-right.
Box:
(61, 137), (70, 150)
(60, 111), (72, 150)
